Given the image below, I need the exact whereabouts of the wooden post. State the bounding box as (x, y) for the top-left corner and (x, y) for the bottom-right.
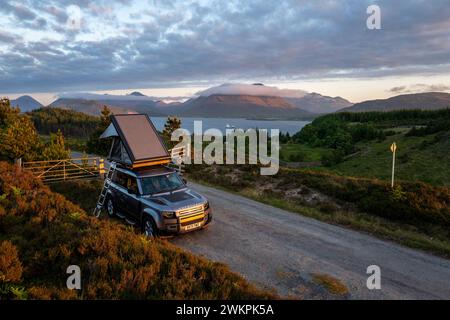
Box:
(99, 158), (105, 178)
(14, 158), (22, 172)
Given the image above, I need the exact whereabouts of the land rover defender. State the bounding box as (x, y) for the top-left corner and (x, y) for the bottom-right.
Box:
(104, 165), (212, 236)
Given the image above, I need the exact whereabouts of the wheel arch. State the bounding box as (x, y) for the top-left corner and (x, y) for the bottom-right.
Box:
(141, 208), (163, 229)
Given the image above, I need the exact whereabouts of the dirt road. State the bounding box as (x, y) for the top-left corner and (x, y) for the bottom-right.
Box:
(172, 182), (450, 299)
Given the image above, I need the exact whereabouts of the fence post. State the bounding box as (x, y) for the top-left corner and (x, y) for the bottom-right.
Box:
(99, 158), (105, 178)
(14, 158), (22, 173)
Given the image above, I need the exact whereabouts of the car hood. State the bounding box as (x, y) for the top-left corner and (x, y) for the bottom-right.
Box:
(142, 188), (206, 211)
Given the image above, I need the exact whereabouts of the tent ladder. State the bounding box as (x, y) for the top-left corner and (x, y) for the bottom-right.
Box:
(93, 162), (117, 218)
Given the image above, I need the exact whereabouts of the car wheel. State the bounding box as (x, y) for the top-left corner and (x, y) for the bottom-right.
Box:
(106, 197), (116, 218)
(142, 217), (158, 238)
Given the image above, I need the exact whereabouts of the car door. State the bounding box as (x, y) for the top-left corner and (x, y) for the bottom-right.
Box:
(123, 174), (141, 222)
(110, 170), (128, 214)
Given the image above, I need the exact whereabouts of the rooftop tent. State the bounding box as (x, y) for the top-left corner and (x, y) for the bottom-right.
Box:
(100, 114), (171, 169)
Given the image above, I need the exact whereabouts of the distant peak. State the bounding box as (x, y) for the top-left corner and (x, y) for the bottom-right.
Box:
(128, 91), (146, 97)
(196, 83), (308, 98)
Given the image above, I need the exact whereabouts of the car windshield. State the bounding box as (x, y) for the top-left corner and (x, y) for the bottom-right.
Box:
(140, 173), (185, 195)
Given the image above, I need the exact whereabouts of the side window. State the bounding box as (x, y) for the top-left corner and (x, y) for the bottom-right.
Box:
(112, 171), (139, 194)
(112, 171), (127, 188)
(126, 176), (139, 195)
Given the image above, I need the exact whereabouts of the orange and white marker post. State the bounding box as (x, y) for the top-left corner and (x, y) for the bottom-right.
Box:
(390, 142), (397, 188)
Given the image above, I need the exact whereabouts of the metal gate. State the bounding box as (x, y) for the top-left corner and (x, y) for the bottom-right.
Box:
(22, 157), (105, 183)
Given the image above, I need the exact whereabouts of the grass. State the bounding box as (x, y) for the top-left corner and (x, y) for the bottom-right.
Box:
(50, 179), (103, 213)
(280, 143), (330, 162)
(312, 274), (349, 296)
(281, 123), (450, 186)
(325, 131), (450, 186)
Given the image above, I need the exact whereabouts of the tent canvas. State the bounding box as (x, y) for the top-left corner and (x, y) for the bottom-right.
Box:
(101, 114), (171, 168)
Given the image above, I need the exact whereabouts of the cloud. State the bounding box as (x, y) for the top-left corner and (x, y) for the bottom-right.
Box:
(0, 0), (449, 93)
(11, 4), (37, 20)
(58, 91), (189, 102)
(0, 31), (17, 44)
(389, 86), (407, 93)
(389, 83), (450, 94)
(196, 83), (308, 98)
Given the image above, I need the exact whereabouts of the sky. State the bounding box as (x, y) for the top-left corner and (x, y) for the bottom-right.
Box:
(0, 0), (449, 105)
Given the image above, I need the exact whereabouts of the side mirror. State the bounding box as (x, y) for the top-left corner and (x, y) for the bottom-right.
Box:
(182, 178), (187, 185)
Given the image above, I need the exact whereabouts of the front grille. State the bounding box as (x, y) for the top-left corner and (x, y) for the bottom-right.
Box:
(177, 204), (203, 216)
(177, 204), (205, 230)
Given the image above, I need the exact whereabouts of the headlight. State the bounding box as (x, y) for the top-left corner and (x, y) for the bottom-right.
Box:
(162, 211), (175, 219)
(203, 202), (210, 210)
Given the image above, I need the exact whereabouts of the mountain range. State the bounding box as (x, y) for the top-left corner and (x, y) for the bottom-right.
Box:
(7, 84), (450, 119)
(45, 84), (352, 119)
(340, 92), (450, 112)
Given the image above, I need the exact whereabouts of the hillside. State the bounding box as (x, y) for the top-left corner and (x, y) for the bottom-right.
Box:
(286, 93), (352, 114)
(286, 109), (450, 186)
(28, 107), (100, 138)
(181, 94), (314, 119)
(49, 98), (165, 116)
(340, 92), (450, 112)
(329, 129), (450, 186)
(10, 95), (43, 112)
(0, 162), (274, 299)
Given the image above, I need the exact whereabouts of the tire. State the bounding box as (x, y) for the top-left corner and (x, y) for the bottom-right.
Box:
(142, 217), (158, 238)
(106, 197), (116, 218)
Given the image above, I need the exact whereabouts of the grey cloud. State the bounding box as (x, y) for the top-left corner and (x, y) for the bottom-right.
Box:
(389, 83), (450, 94)
(389, 86), (407, 93)
(0, 31), (17, 44)
(11, 4), (37, 20)
(0, 0), (450, 93)
(46, 6), (69, 24)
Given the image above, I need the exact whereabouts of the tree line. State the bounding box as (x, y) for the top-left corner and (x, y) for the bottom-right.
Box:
(28, 107), (100, 138)
(0, 98), (69, 162)
(320, 108), (450, 126)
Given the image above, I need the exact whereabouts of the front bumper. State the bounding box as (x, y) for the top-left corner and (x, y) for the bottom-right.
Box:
(163, 208), (212, 234)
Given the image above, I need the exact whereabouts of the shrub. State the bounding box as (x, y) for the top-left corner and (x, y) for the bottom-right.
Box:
(280, 169), (450, 227)
(0, 241), (23, 283)
(289, 153), (305, 162)
(321, 149), (345, 167)
(40, 130), (71, 160)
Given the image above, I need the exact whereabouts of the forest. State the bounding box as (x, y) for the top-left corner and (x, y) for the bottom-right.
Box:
(28, 107), (99, 138)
